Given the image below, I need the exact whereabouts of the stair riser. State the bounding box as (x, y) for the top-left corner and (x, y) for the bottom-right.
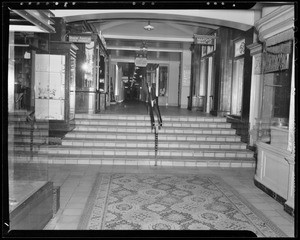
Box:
(75, 115), (227, 122)
(75, 121), (232, 128)
(9, 139), (47, 144)
(9, 155), (255, 168)
(61, 141), (246, 149)
(8, 130), (48, 137)
(40, 148), (254, 158)
(65, 134), (241, 142)
(10, 124), (49, 130)
(9, 145), (41, 151)
(73, 127), (236, 135)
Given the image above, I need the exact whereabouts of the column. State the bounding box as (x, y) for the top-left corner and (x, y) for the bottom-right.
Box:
(180, 45), (191, 108)
(8, 31), (15, 112)
(287, 41), (295, 154)
(247, 42), (263, 146)
(284, 41), (295, 214)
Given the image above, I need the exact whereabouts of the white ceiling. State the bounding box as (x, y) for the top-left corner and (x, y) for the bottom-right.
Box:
(51, 9), (260, 61)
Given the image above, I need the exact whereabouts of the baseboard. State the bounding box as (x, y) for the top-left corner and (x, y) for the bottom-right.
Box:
(254, 179), (294, 216)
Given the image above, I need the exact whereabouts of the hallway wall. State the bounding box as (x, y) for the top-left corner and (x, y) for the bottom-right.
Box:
(167, 61), (180, 106)
(180, 47), (191, 108)
(110, 54), (181, 106)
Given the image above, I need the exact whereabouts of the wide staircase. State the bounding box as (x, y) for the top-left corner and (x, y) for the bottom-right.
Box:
(36, 113), (255, 167)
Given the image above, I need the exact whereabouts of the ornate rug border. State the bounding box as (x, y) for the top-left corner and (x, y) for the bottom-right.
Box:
(78, 173), (108, 230)
(78, 172), (288, 236)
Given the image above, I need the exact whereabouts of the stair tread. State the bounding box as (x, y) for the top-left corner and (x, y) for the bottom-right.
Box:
(9, 112), (253, 166)
(43, 145), (253, 152)
(75, 114), (226, 119)
(62, 137), (246, 145)
(67, 130), (238, 135)
(74, 124), (232, 130)
(37, 153), (255, 161)
(74, 119), (229, 124)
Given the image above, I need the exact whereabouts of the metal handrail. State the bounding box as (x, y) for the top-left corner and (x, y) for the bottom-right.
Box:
(147, 83), (163, 166)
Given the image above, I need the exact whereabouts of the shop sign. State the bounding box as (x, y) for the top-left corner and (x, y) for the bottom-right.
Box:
(135, 57), (147, 67)
(263, 53), (289, 73)
(194, 34), (216, 45)
(68, 34), (92, 43)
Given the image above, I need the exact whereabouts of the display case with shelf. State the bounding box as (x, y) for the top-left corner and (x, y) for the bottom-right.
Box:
(14, 46), (33, 111)
(34, 41), (78, 137)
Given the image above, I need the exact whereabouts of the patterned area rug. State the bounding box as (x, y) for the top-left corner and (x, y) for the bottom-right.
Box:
(79, 173), (287, 237)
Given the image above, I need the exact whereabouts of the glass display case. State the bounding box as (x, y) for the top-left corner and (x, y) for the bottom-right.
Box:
(34, 41), (78, 137)
(8, 32), (53, 230)
(6, 8), (57, 230)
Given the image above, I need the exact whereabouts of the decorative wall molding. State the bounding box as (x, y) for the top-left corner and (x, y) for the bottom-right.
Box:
(254, 5), (294, 43)
(247, 42), (263, 56)
(193, 34), (217, 45)
(253, 54), (263, 75)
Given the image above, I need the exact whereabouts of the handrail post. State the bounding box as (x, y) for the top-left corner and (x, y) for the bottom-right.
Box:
(154, 125), (158, 166)
(147, 82), (163, 166)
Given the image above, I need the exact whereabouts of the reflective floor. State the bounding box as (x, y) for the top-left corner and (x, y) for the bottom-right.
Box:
(103, 100), (211, 117)
(44, 164), (295, 237)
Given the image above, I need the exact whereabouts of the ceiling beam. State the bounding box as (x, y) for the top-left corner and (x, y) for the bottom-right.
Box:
(104, 34), (193, 42)
(11, 10), (55, 33)
(107, 45), (183, 53)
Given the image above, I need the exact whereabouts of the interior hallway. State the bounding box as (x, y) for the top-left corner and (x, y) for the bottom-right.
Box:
(103, 100), (211, 116)
(43, 164), (294, 236)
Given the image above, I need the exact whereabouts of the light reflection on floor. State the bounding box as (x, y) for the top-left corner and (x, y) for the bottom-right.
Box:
(102, 100), (212, 117)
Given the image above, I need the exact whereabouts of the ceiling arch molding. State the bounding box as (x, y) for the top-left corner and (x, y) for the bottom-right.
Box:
(52, 10), (255, 31)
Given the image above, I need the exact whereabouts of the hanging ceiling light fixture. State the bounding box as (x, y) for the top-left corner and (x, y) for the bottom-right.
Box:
(140, 41), (148, 52)
(144, 21), (154, 31)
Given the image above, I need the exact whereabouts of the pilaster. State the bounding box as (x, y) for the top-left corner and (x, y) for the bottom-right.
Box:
(180, 46), (191, 108)
(247, 42), (263, 146)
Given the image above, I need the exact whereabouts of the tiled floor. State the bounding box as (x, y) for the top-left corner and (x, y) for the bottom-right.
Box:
(44, 164), (295, 237)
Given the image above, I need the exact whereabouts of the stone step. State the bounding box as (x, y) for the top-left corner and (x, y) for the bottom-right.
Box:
(7, 112), (254, 168)
(61, 138), (247, 149)
(65, 131), (241, 142)
(8, 122), (49, 130)
(8, 136), (47, 144)
(8, 144), (42, 152)
(73, 126), (236, 135)
(8, 110), (28, 117)
(8, 129), (48, 137)
(38, 145), (254, 158)
(74, 119), (232, 128)
(75, 114), (228, 122)
(11, 154), (255, 168)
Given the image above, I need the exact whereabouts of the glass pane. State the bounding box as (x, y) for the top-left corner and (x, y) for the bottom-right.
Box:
(231, 58), (244, 116)
(273, 71), (291, 119)
(8, 25), (50, 229)
(159, 66), (168, 96)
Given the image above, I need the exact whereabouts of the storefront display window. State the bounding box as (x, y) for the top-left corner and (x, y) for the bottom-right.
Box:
(231, 38), (245, 116)
(261, 41), (292, 127)
(159, 66), (168, 97)
(8, 30), (52, 230)
(6, 8), (56, 230)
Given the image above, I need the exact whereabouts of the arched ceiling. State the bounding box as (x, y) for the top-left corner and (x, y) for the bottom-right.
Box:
(52, 9), (258, 61)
